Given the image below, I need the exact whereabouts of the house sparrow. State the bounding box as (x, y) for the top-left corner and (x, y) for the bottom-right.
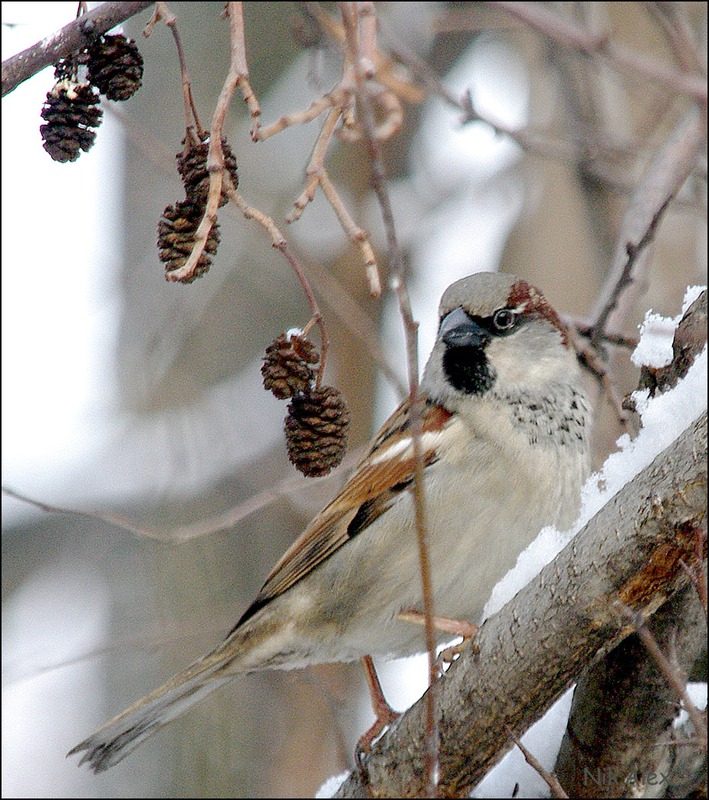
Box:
(70, 272), (591, 772)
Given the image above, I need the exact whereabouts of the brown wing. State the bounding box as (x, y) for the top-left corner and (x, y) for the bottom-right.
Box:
(233, 397), (452, 628)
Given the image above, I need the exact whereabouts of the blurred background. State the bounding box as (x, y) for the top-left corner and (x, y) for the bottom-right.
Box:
(2, 2), (706, 797)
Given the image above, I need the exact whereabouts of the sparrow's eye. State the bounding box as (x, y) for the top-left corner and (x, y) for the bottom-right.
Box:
(492, 308), (517, 331)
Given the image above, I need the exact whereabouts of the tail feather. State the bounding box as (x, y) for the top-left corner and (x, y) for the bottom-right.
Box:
(68, 655), (231, 773)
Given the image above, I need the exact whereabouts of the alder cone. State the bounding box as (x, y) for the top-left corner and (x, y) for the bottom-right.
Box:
(261, 333), (319, 399)
(157, 199), (220, 282)
(177, 134), (239, 207)
(87, 33), (144, 101)
(285, 387), (349, 476)
(40, 81), (102, 163)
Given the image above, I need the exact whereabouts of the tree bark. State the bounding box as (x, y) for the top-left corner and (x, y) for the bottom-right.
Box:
(554, 586), (706, 798)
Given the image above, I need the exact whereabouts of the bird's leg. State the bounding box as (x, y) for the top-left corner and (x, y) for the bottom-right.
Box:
(356, 655), (400, 758)
(397, 609), (479, 667)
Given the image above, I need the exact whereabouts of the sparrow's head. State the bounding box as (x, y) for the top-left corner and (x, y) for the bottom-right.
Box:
(421, 272), (579, 408)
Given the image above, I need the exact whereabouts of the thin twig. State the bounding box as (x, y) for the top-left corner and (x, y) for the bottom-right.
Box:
(275, 240), (329, 388)
(257, 91), (339, 142)
(108, 99), (403, 396)
(144, 2), (223, 285)
(400, 19), (698, 200)
(145, 2), (203, 135)
(357, 1), (377, 79)
(1, 448), (359, 543)
(318, 172), (380, 297)
(225, 1), (261, 140)
(386, 35), (578, 162)
(645, 2), (707, 77)
(165, 2), (249, 284)
(303, 1), (425, 105)
(565, 193), (676, 433)
(303, 260), (407, 397)
(342, 4), (438, 795)
(591, 194), (675, 347)
(336, 79), (404, 143)
(570, 320), (639, 351)
(566, 324), (633, 433)
(270, 58), (381, 293)
(287, 106), (343, 220)
(2, 485), (154, 538)
(226, 186), (329, 386)
(504, 725), (569, 798)
(592, 109), (704, 334)
(281, 90), (381, 295)
(104, 6), (329, 357)
(254, 2), (422, 292)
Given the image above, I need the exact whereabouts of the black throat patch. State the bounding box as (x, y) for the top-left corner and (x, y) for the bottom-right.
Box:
(442, 345), (495, 395)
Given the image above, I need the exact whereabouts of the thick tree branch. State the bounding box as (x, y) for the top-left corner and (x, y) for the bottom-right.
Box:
(338, 410), (707, 797)
(2, 2), (154, 97)
(554, 585), (706, 798)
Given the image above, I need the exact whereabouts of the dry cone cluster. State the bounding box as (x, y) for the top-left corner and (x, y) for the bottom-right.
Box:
(261, 332), (349, 476)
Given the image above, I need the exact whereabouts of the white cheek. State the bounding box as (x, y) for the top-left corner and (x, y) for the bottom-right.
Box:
(487, 327), (571, 389)
(489, 340), (528, 383)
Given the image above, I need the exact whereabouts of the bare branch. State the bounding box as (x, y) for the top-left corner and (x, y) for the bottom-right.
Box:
(145, 2), (203, 134)
(566, 324), (635, 434)
(1, 450), (360, 544)
(645, 2), (708, 76)
(225, 186), (330, 386)
(591, 193), (675, 347)
(2, 1), (155, 97)
(164, 2), (246, 285)
(343, 3), (438, 791)
(570, 321), (639, 351)
(591, 110), (703, 337)
(287, 106), (343, 220)
(485, 1), (707, 103)
(505, 725), (568, 798)
(225, 1), (261, 140)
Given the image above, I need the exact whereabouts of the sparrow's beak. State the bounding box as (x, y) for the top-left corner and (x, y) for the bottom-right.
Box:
(439, 307), (487, 348)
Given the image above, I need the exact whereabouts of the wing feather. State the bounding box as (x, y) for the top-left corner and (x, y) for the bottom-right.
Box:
(234, 398), (452, 626)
